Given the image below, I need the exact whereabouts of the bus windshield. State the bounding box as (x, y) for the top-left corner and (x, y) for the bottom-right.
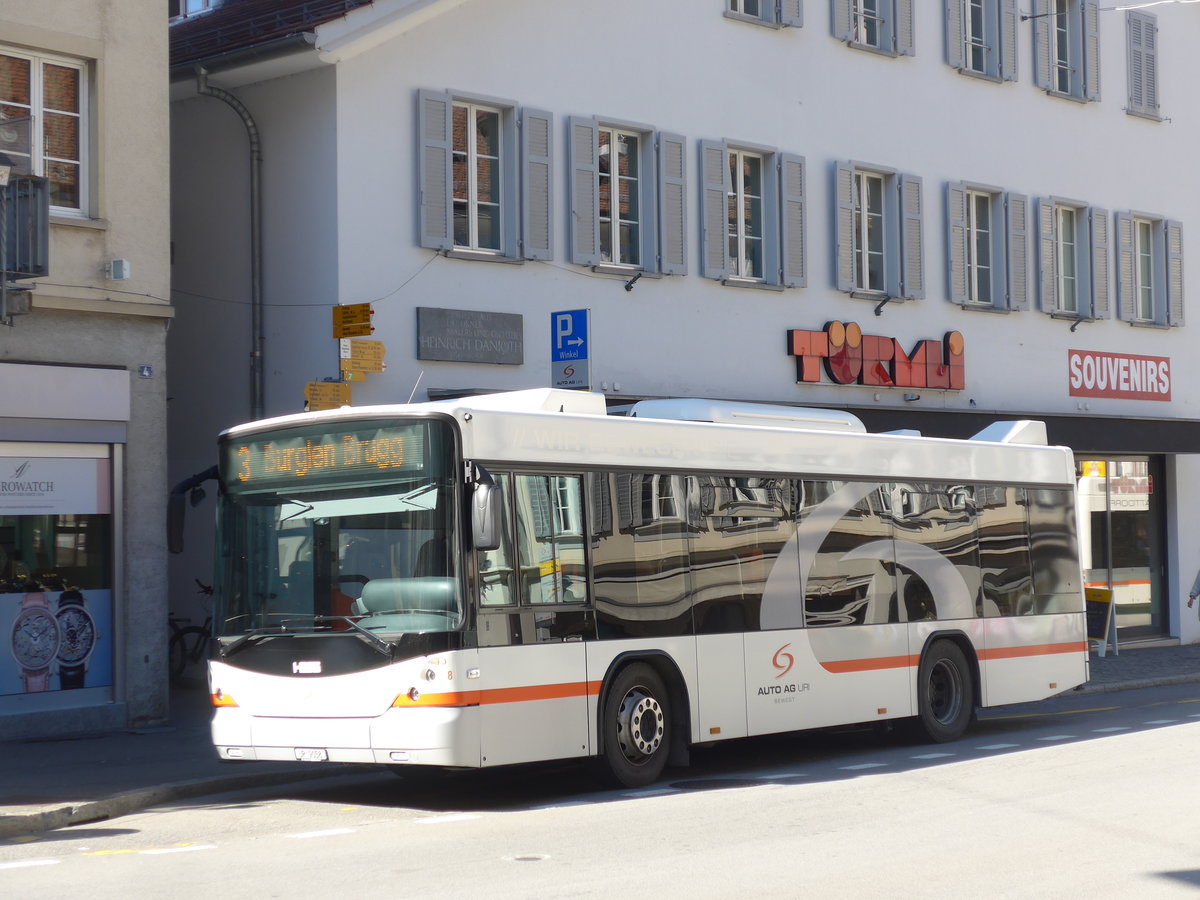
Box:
(213, 418), (461, 640)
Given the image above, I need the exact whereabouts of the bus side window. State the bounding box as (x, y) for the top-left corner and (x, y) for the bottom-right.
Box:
(514, 474), (584, 605)
(478, 473), (515, 606)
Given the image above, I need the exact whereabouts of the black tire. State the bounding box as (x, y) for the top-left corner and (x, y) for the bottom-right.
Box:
(916, 640), (975, 743)
(597, 662), (671, 788)
(169, 626), (209, 686)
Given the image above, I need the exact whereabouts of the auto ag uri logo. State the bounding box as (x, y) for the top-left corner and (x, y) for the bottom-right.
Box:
(772, 643), (795, 679)
(561, 365), (575, 378)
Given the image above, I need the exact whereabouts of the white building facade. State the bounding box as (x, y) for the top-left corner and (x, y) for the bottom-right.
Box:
(168, 0), (1200, 647)
(2, 1), (172, 738)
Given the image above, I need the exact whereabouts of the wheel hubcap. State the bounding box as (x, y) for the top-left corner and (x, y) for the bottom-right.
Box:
(929, 659), (963, 724)
(616, 687), (664, 762)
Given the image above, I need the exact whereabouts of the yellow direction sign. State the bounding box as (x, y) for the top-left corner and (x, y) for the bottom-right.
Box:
(339, 338), (386, 373)
(332, 303), (374, 338)
(305, 381), (351, 410)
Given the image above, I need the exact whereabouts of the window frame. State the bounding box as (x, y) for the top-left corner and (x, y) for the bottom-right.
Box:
(701, 138), (806, 289)
(1126, 11), (1160, 121)
(836, 160), (924, 301)
(567, 116), (687, 275)
(832, 0), (914, 57)
(947, 181), (1029, 312)
(1036, 196), (1110, 320)
(1115, 211), (1183, 327)
(946, 0), (1018, 81)
(418, 88), (552, 262)
(0, 46), (89, 216)
(1032, 0), (1100, 102)
(724, 0), (803, 29)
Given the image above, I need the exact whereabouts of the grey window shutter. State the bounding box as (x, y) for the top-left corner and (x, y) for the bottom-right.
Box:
(657, 132), (687, 275)
(1006, 192), (1030, 310)
(1166, 219), (1184, 326)
(831, 0), (852, 41)
(895, 0), (915, 56)
(1032, 0), (1052, 90)
(418, 89), (454, 251)
(1083, 0), (1101, 101)
(999, 0), (1019, 81)
(946, 0), (965, 72)
(899, 173), (924, 299)
(835, 161), (856, 292)
(1090, 206), (1110, 319)
(779, 0), (803, 27)
(1114, 211), (1136, 320)
(1037, 198), (1057, 313)
(947, 182), (969, 305)
(521, 108), (553, 261)
(1128, 12), (1158, 116)
(568, 116), (600, 267)
(779, 153), (807, 288)
(700, 139), (729, 280)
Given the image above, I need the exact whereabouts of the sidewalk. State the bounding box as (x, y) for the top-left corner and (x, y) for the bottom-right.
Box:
(2, 641), (1200, 841)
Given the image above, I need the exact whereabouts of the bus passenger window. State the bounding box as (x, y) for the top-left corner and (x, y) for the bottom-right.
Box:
(514, 474), (584, 605)
(477, 473), (515, 606)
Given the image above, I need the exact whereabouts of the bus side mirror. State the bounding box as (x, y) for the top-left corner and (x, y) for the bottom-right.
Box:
(472, 481), (501, 551)
(168, 492), (186, 554)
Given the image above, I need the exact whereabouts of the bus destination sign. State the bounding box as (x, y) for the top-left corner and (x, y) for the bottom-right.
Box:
(225, 423), (427, 489)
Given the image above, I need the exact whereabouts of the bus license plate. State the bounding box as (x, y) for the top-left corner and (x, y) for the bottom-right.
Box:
(294, 748), (328, 762)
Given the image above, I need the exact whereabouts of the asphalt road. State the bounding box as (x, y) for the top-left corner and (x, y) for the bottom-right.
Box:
(3, 683), (1199, 898)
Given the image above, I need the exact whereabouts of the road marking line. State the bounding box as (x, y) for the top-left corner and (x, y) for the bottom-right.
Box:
(414, 813), (483, 824)
(1036, 734), (1075, 741)
(911, 752), (955, 759)
(976, 743), (1019, 750)
(840, 763), (887, 770)
(83, 849), (140, 857)
(1092, 726), (1129, 733)
(140, 845), (217, 855)
(0, 859), (60, 870)
(287, 828), (357, 840)
(1144, 719), (1178, 725)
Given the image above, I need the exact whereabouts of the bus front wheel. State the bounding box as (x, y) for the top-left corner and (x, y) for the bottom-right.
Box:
(598, 663), (670, 788)
(916, 640), (974, 743)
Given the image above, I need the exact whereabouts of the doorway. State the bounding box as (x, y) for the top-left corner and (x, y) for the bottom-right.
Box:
(1075, 456), (1165, 637)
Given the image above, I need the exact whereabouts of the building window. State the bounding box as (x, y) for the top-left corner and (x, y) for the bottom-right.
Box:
(701, 139), (806, 288)
(1126, 11), (1160, 120)
(725, 0), (803, 29)
(168, 0), (215, 18)
(729, 149), (764, 279)
(568, 117), (686, 275)
(947, 183), (1030, 311)
(453, 102), (502, 252)
(836, 161), (924, 300)
(1032, 0), (1100, 101)
(946, 0), (1017, 81)
(0, 48), (87, 213)
(1116, 212), (1183, 327)
(1036, 197), (1109, 319)
(832, 0), (914, 56)
(418, 89), (552, 261)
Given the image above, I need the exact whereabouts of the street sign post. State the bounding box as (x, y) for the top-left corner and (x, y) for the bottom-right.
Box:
(332, 303), (374, 338)
(551, 309), (590, 389)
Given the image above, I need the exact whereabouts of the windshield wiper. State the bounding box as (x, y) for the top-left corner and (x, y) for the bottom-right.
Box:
(279, 498), (315, 522)
(219, 613), (392, 659)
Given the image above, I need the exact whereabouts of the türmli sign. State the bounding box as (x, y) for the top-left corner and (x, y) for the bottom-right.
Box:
(787, 321), (964, 390)
(1067, 349), (1171, 402)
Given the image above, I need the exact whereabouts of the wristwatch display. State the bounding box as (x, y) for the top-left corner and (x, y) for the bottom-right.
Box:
(10, 590), (59, 692)
(55, 589), (97, 690)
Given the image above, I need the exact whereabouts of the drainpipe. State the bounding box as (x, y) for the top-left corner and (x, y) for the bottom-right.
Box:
(196, 67), (264, 421)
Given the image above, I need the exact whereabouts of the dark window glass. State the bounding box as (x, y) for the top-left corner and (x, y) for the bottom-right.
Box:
(1028, 488), (1082, 613)
(591, 472), (692, 637)
(977, 486), (1034, 617)
(891, 484), (979, 622)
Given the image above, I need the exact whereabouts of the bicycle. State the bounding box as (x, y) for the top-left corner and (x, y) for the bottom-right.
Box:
(169, 579), (213, 687)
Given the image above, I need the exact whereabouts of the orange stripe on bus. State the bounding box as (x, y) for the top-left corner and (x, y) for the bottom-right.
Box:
(393, 680), (603, 709)
(978, 641), (1088, 660)
(818, 640), (1086, 674)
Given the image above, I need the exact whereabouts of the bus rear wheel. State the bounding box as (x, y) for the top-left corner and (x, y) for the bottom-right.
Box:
(598, 663), (670, 788)
(916, 640), (974, 743)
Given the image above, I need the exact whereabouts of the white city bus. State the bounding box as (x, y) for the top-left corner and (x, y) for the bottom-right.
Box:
(206, 389), (1088, 787)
